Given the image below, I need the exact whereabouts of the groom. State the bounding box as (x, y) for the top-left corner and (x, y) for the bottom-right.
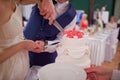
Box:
(24, 0), (76, 67)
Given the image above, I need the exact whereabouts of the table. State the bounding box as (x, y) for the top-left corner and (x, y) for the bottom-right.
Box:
(86, 28), (119, 66)
(104, 28), (119, 62)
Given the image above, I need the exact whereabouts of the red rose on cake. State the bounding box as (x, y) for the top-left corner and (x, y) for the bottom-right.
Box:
(63, 29), (84, 38)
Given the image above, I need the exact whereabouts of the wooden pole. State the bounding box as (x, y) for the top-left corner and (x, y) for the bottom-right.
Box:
(89, 0), (94, 25)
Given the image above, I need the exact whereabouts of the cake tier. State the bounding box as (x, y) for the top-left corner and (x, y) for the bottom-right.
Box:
(38, 63), (87, 80)
(56, 44), (90, 59)
(61, 36), (86, 49)
(55, 54), (91, 68)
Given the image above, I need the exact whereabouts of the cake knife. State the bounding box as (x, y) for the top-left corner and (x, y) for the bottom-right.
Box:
(53, 20), (64, 32)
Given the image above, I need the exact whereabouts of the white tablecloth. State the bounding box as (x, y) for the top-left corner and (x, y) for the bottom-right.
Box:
(104, 28), (119, 62)
(86, 28), (119, 66)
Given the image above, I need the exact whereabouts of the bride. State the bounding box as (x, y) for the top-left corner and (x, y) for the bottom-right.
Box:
(0, 0), (54, 80)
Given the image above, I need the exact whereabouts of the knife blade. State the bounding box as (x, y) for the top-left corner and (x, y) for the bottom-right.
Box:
(53, 20), (64, 32)
(45, 40), (60, 47)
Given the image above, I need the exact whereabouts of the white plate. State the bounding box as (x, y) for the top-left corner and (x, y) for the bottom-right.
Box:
(38, 63), (87, 80)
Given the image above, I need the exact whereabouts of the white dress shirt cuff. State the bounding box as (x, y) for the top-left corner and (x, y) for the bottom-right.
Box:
(111, 70), (120, 80)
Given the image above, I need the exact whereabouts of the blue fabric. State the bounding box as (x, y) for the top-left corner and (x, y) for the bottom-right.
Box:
(23, 3), (76, 67)
(76, 11), (83, 24)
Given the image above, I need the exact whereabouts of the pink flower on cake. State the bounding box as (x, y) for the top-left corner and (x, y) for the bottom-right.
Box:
(77, 32), (84, 38)
(63, 29), (84, 38)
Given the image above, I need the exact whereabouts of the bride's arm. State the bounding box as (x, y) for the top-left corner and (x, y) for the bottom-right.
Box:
(0, 40), (44, 64)
(0, 42), (24, 64)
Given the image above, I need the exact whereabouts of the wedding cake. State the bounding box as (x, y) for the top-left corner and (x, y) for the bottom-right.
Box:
(36, 29), (90, 80)
(56, 29), (91, 68)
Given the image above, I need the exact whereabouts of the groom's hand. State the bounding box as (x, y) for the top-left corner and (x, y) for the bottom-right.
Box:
(38, 0), (55, 25)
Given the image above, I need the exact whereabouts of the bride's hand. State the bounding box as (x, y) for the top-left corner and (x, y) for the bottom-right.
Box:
(20, 40), (45, 53)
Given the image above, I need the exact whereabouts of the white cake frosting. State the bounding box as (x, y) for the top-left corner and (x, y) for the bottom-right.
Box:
(38, 63), (87, 80)
(61, 35), (86, 49)
(56, 30), (91, 68)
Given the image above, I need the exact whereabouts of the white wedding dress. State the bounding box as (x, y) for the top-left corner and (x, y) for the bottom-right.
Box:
(0, 6), (29, 80)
